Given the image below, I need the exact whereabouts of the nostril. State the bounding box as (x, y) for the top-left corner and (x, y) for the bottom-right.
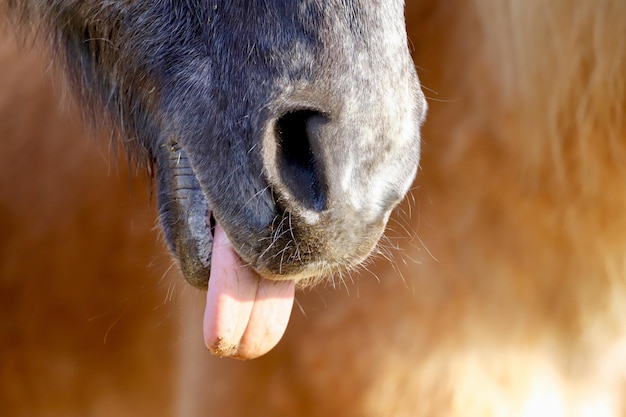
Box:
(274, 109), (328, 212)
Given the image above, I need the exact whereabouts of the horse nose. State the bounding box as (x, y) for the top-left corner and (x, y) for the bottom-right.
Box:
(271, 109), (330, 212)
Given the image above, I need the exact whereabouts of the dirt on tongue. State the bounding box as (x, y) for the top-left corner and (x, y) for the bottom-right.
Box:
(203, 223), (295, 360)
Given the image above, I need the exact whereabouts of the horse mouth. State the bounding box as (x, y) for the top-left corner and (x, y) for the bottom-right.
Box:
(157, 134), (400, 360)
(157, 140), (297, 360)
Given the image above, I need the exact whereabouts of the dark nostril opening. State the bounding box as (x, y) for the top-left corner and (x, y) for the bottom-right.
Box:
(275, 109), (327, 212)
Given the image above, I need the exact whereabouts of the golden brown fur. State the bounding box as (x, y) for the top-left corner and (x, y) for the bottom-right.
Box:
(1, 0), (625, 415)
(0, 33), (176, 416)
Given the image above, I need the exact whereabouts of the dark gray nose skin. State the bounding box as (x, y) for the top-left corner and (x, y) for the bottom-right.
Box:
(8, 1), (426, 288)
(154, 1), (426, 286)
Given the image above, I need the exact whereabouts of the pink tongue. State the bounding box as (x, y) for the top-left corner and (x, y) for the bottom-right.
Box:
(203, 223), (295, 360)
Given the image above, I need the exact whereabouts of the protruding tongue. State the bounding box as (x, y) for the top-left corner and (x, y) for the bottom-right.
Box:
(203, 223), (295, 360)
